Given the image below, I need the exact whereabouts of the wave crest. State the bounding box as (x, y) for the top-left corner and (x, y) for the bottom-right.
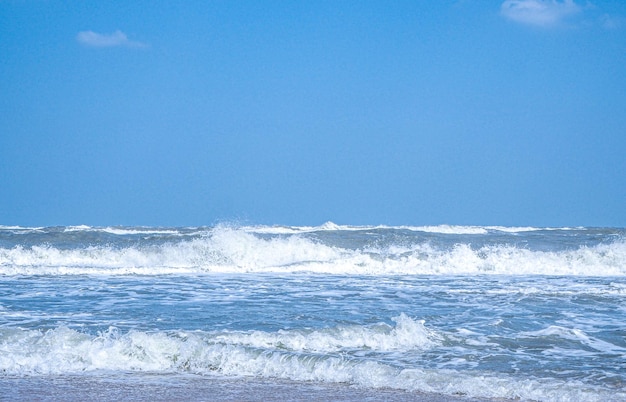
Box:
(0, 320), (618, 401)
(1, 226), (624, 276)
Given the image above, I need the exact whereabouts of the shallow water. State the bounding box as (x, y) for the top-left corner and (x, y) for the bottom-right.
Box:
(1, 224), (625, 401)
(0, 373), (494, 402)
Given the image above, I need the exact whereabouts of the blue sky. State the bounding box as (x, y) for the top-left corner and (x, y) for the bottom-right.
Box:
(1, 1), (625, 227)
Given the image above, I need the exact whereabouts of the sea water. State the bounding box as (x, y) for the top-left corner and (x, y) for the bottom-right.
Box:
(0, 224), (625, 401)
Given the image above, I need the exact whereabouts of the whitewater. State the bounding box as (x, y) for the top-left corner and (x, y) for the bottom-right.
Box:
(1, 224), (625, 401)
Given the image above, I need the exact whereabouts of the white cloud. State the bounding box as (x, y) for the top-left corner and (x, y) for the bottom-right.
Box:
(76, 30), (146, 48)
(500, 0), (582, 27)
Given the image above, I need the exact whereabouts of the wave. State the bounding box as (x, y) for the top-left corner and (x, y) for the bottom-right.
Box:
(0, 223), (597, 237)
(0, 316), (618, 401)
(0, 225), (624, 276)
(242, 222), (574, 235)
(99, 227), (186, 236)
(212, 314), (440, 353)
(518, 325), (626, 356)
(0, 225), (204, 237)
(0, 314), (437, 375)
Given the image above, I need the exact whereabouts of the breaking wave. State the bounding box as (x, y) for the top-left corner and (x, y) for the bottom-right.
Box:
(0, 224), (624, 276)
(0, 315), (619, 401)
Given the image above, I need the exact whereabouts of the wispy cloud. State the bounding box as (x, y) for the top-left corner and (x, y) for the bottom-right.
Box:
(500, 0), (581, 27)
(76, 30), (146, 48)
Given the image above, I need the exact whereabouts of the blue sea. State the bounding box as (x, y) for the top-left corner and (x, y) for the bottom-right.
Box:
(1, 224), (625, 401)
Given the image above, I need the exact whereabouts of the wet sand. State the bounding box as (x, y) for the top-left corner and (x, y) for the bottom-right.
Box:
(0, 374), (499, 401)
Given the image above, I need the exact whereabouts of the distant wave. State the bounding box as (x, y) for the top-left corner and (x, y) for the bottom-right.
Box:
(99, 227), (185, 236)
(1, 225), (624, 276)
(242, 222), (575, 235)
(0, 222), (590, 236)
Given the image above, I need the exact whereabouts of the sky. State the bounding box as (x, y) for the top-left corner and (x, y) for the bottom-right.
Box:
(1, 0), (625, 227)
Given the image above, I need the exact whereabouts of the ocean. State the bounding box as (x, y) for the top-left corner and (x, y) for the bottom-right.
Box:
(0, 223), (625, 401)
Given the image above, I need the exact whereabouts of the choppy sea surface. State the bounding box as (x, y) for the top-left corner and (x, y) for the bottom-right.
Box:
(1, 223), (625, 401)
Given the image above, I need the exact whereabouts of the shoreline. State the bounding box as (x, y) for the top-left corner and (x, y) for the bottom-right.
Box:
(0, 373), (500, 401)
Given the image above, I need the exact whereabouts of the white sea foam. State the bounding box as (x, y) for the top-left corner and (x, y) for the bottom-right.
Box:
(485, 225), (545, 232)
(245, 223), (547, 235)
(241, 222), (513, 235)
(100, 227), (184, 236)
(0, 223), (626, 276)
(0, 320), (619, 401)
(213, 313), (440, 352)
(243, 222), (381, 234)
(63, 225), (93, 232)
(0, 225), (31, 230)
(62, 225), (189, 236)
(402, 225), (584, 234)
(1, 226), (625, 276)
(0, 225), (191, 236)
(0, 225), (45, 233)
(401, 225), (490, 234)
(0, 315), (436, 375)
(520, 325), (626, 355)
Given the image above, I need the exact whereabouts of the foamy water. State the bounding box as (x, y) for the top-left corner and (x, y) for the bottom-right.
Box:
(1, 224), (625, 401)
(1, 224), (624, 276)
